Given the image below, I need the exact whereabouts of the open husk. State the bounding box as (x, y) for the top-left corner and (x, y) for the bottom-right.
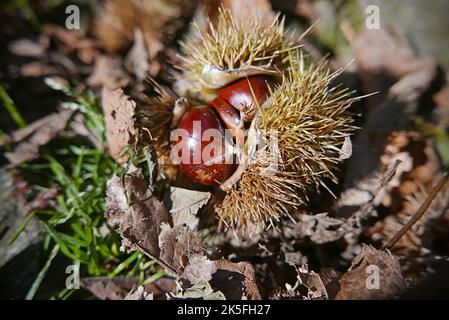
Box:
(216, 53), (358, 229)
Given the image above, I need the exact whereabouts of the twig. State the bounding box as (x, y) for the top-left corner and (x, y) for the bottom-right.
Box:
(383, 172), (449, 250)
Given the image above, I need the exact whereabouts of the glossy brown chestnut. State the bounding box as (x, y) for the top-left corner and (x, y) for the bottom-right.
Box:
(209, 97), (241, 136)
(174, 106), (236, 186)
(174, 75), (275, 186)
(217, 75), (274, 119)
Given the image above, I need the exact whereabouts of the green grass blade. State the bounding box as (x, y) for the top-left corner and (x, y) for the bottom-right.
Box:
(25, 244), (59, 300)
(0, 85), (26, 128)
(110, 251), (140, 277)
(8, 212), (36, 245)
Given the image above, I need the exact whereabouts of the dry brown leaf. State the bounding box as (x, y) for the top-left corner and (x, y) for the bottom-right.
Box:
(101, 87), (136, 163)
(19, 62), (59, 78)
(87, 55), (130, 89)
(353, 26), (436, 107)
(124, 29), (149, 80)
(105, 173), (261, 299)
(81, 276), (174, 300)
(4, 109), (73, 165)
(124, 286), (153, 300)
(42, 24), (99, 64)
(432, 85), (449, 127)
(341, 26), (438, 216)
(106, 171), (205, 276)
(8, 39), (45, 57)
(296, 265), (328, 300)
(81, 276), (136, 300)
(211, 259), (261, 300)
(93, 0), (197, 76)
(106, 172), (170, 259)
(281, 160), (400, 247)
(170, 187), (211, 229)
(158, 223), (204, 274)
(181, 254), (216, 284)
(335, 245), (406, 299)
(272, 264), (330, 300)
(291, 213), (345, 244)
(361, 131), (443, 271)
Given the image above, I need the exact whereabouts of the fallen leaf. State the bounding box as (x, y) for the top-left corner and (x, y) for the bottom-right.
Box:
(4, 109), (73, 165)
(124, 285), (153, 300)
(101, 87), (137, 163)
(93, 0), (197, 75)
(81, 276), (175, 300)
(296, 265), (328, 299)
(290, 213), (345, 244)
(210, 259), (261, 300)
(180, 254), (216, 284)
(335, 244), (406, 299)
(172, 280), (225, 300)
(81, 276), (135, 300)
(105, 171), (170, 259)
(339, 136), (352, 160)
(42, 24), (99, 64)
(158, 223), (204, 274)
(87, 55), (130, 89)
(8, 39), (45, 57)
(170, 187), (211, 229)
(124, 28), (149, 80)
(341, 26), (438, 218)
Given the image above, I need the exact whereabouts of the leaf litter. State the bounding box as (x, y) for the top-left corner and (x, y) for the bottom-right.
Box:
(2, 0), (449, 300)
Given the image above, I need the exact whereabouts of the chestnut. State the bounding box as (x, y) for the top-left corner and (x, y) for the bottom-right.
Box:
(173, 75), (275, 186)
(209, 97), (241, 136)
(173, 106), (236, 186)
(217, 75), (274, 120)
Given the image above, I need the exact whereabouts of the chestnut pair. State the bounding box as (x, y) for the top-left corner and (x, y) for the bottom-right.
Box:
(174, 76), (274, 185)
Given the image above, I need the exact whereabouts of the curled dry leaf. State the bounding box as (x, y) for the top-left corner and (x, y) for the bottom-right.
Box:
(335, 245), (406, 300)
(357, 131), (445, 278)
(124, 29), (150, 80)
(101, 87), (137, 163)
(93, 0), (197, 76)
(3, 109), (73, 165)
